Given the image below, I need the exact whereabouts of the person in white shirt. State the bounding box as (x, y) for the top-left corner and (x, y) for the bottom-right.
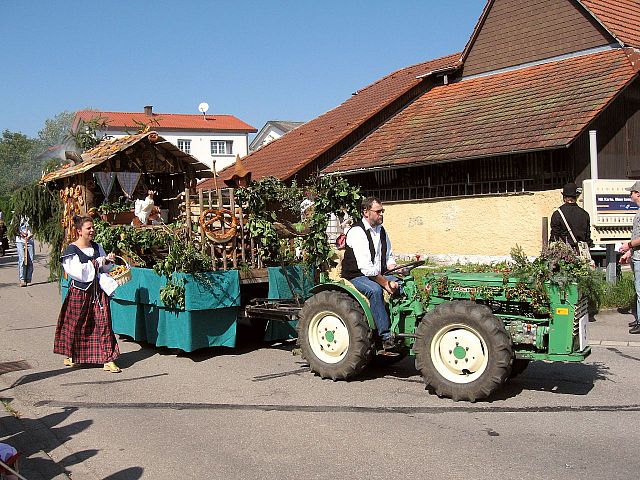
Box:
(341, 197), (400, 351)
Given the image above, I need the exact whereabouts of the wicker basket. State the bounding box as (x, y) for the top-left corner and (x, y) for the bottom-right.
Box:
(109, 255), (132, 286)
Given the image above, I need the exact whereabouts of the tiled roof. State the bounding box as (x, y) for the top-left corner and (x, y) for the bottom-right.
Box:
(231, 53), (462, 181)
(324, 48), (638, 174)
(41, 132), (213, 183)
(580, 0), (640, 47)
(269, 121), (305, 132)
(74, 110), (256, 133)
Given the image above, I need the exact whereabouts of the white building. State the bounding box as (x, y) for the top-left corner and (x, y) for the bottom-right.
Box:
(249, 120), (304, 152)
(73, 106), (257, 172)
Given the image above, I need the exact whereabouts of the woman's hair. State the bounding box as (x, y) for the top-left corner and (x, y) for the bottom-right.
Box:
(72, 215), (93, 231)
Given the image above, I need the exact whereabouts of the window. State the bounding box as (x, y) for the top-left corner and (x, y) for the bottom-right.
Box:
(177, 139), (191, 154)
(210, 140), (233, 155)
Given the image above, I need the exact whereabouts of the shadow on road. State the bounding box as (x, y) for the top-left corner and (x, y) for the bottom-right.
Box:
(103, 467), (144, 479)
(491, 360), (610, 401)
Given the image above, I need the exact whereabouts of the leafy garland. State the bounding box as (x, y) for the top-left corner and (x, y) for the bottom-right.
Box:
(430, 242), (601, 313)
(236, 175), (361, 269)
(9, 182), (63, 281)
(94, 221), (215, 309)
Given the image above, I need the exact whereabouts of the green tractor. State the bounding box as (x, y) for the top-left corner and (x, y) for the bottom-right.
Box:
(296, 260), (591, 402)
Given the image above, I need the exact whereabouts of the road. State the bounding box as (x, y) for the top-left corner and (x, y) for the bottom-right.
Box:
(1, 243), (639, 480)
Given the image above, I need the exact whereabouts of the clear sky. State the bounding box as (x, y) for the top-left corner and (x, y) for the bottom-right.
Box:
(0, 0), (485, 139)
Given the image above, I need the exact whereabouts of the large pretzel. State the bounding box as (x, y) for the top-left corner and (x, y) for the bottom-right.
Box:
(199, 208), (237, 244)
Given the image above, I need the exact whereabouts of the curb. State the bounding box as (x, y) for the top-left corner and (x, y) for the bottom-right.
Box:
(590, 340), (640, 347)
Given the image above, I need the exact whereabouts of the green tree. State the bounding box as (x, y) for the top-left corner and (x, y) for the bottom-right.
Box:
(36, 110), (74, 149)
(0, 130), (39, 196)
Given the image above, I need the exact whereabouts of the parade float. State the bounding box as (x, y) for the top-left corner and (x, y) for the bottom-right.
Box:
(35, 132), (361, 351)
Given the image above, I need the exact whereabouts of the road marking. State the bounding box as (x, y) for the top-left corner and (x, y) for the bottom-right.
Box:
(33, 400), (640, 414)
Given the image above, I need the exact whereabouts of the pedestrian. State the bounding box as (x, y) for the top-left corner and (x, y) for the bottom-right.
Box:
(15, 217), (34, 287)
(53, 215), (122, 372)
(549, 183), (594, 253)
(618, 180), (640, 334)
(341, 196), (401, 353)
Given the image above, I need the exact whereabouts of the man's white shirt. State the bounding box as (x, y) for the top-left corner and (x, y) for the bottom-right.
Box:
(345, 217), (395, 276)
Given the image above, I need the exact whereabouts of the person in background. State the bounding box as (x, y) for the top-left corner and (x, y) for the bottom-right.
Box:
(618, 180), (640, 334)
(54, 215), (122, 372)
(0, 213), (8, 257)
(134, 190), (156, 225)
(16, 217), (34, 287)
(341, 196), (400, 353)
(549, 182), (594, 250)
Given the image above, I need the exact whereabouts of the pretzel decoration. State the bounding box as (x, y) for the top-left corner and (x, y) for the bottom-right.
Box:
(199, 208), (237, 244)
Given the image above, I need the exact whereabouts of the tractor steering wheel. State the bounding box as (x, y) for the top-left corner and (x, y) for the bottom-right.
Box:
(383, 260), (425, 276)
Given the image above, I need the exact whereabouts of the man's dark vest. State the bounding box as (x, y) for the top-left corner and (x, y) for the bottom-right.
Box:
(62, 242), (101, 291)
(341, 220), (387, 280)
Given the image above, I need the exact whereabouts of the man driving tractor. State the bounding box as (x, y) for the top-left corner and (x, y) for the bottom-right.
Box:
(341, 196), (401, 352)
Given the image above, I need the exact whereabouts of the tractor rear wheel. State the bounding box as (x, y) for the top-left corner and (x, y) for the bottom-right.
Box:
(415, 301), (512, 402)
(297, 290), (373, 380)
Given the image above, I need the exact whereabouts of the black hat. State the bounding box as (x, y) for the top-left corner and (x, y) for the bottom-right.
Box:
(562, 183), (579, 197)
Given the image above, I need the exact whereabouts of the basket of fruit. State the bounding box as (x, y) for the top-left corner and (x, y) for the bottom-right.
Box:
(109, 256), (132, 286)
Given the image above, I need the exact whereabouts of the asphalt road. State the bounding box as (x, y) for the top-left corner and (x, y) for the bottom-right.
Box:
(1, 244), (639, 480)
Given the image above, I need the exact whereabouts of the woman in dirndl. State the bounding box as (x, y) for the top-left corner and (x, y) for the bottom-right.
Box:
(54, 215), (122, 373)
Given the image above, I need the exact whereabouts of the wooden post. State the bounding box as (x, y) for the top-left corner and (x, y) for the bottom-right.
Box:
(199, 189), (206, 253)
(541, 216), (549, 250)
(230, 193), (237, 269)
(185, 187), (191, 240)
(217, 188), (227, 270)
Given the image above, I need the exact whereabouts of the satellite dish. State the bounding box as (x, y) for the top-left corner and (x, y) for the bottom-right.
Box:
(198, 102), (209, 114)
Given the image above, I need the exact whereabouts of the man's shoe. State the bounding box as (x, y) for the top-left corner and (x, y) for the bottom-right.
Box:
(382, 337), (396, 350)
(19, 282), (26, 287)
(629, 324), (640, 334)
(629, 320), (638, 327)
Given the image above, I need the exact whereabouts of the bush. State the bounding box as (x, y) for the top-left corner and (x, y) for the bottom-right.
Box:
(599, 272), (636, 310)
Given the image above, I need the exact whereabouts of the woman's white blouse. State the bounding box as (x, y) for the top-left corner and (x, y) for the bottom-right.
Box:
(62, 245), (118, 296)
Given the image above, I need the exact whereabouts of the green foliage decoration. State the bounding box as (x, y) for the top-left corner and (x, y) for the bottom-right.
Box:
(9, 182), (63, 281)
(509, 242), (601, 308)
(236, 175), (360, 269)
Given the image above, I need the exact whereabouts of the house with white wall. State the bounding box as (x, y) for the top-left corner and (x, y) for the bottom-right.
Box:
(73, 106), (257, 172)
(249, 120), (304, 152)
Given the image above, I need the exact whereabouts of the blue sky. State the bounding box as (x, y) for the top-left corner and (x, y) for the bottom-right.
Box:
(0, 0), (485, 139)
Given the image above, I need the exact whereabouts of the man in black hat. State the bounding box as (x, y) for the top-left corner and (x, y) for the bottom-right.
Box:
(618, 180), (640, 333)
(549, 182), (593, 250)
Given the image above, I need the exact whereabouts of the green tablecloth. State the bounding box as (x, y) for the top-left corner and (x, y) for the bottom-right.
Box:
(263, 265), (314, 341)
(61, 265), (312, 350)
(63, 267), (241, 352)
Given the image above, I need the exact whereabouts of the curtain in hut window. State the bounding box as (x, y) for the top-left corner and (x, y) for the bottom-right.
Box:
(116, 172), (141, 199)
(94, 172), (116, 202)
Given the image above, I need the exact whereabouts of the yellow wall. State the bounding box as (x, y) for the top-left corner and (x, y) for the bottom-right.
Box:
(382, 190), (563, 257)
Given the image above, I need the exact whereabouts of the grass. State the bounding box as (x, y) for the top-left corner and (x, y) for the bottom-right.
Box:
(598, 271), (636, 310)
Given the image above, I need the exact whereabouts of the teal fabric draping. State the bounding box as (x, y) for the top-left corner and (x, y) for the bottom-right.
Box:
(264, 265), (314, 341)
(266, 265), (314, 299)
(62, 267), (240, 351)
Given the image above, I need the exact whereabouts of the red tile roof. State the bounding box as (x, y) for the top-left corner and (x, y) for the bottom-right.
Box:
(580, 0), (640, 47)
(229, 53), (462, 181)
(324, 49), (638, 174)
(74, 110), (256, 133)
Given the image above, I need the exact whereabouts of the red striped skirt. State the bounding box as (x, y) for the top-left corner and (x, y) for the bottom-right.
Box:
(54, 286), (119, 364)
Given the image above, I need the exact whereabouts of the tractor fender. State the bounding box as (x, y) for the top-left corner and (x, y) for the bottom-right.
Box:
(310, 281), (376, 330)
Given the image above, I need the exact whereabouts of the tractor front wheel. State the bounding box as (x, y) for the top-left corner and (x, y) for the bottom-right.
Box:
(297, 290), (373, 380)
(415, 301), (512, 401)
